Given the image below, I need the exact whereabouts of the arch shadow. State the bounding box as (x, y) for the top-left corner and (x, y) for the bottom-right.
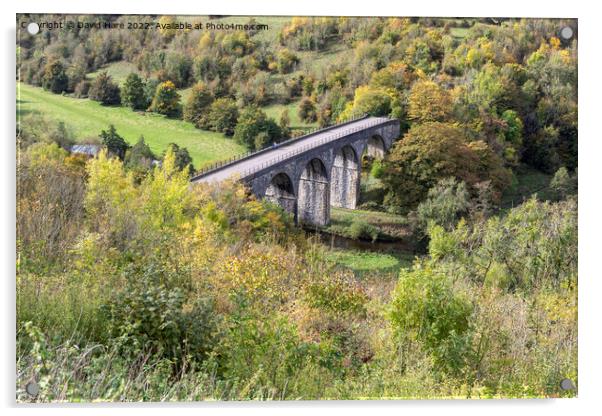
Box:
(265, 172), (297, 219)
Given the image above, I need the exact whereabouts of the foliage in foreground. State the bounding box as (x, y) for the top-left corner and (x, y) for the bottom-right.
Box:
(16, 143), (577, 401)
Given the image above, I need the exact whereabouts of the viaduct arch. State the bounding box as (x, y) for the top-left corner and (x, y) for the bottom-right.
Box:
(192, 116), (400, 226)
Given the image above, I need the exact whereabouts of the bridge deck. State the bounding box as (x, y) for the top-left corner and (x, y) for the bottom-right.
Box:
(192, 116), (390, 183)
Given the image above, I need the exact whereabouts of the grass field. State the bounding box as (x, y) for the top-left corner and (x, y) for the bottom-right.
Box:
(87, 61), (142, 86)
(325, 207), (410, 242)
(331, 207), (407, 226)
(263, 100), (318, 131)
(324, 248), (413, 277)
(17, 83), (245, 167)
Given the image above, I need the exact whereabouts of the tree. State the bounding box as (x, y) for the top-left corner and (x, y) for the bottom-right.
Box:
(279, 108), (290, 130)
(276, 48), (300, 74)
(89, 72), (121, 105)
(158, 15), (178, 39)
(121, 73), (148, 110)
(407, 79), (452, 123)
(100, 125), (129, 160)
(317, 87), (348, 126)
(149, 81), (181, 118)
(42, 61), (69, 94)
(183, 82), (214, 129)
(341, 85), (394, 119)
(369, 61), (413, 91)
(499, 109), (524, 165)
(48, 121), (75, 150)
(234, 106), (282, 151)
(164, 143), (195, 176)
(279, 108), (291, 138)
(381, 122), (510, 212)
(125, 136), (156, 169)
(221, 31), (254, 57)
(207, 98), (239, 136)
(298, 97), (317, 123)
(18, 142), (86, 268)
(165, 52), (193, 88)
(144, 79), (161, 109)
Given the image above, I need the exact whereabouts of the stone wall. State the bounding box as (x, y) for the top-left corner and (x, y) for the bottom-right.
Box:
(330, 146), (359, 209)
(297, 159), (330, 226)
(245, 119), (400, 226)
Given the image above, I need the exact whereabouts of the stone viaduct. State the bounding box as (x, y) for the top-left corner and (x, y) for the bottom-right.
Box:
(191, 115), (400, 226)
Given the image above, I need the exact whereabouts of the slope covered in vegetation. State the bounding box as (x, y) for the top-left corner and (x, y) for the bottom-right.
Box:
(18, 83), (244, 166)
(16, 15), (578, 401)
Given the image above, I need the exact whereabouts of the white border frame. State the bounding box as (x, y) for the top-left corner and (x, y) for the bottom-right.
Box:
(3, 2), (599, 415)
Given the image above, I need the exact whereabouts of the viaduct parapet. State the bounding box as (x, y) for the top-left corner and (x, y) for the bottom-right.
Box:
(191, 115), (400, 226)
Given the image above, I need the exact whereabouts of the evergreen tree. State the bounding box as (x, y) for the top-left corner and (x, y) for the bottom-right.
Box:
(125, 136), (155, 168)
(100, 125), (129, 160)
(279, 108), (291, 139)
(89, 72), (121, 105)
(121, 73), (148, 110)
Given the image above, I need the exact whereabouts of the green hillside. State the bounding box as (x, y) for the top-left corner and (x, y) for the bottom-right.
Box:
(17, 83), (244, 166)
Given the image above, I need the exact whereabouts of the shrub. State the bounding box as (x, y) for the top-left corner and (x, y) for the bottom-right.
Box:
(88, 72), (121, 105)
(415, 177), (470, 232)
(426, 197), (578, 290)
(304, 272), (368, 316)
(298, 97), (317, 123)
(389, 265), (473, 377)
(348, 219), (379, 242)
(73, 80), (90, 98)
(104, 280), (221, 365)
(217, 308), (318, 398)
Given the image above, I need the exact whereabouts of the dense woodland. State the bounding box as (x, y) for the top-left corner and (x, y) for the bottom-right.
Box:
(17, 15), (577, 400)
